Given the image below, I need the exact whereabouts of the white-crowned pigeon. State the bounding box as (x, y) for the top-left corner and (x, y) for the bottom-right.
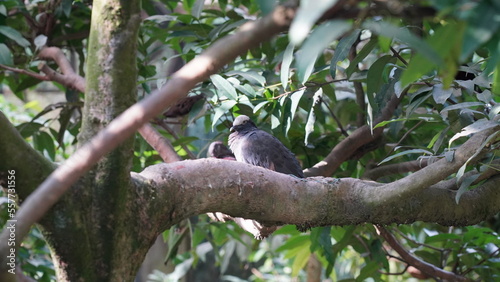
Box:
(229, 115), (304, 178)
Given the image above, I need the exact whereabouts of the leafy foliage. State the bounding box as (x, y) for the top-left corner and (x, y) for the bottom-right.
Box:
(0, 0), (499, 281)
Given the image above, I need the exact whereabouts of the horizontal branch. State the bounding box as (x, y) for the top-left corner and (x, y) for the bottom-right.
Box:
(135, 158), (500, 230)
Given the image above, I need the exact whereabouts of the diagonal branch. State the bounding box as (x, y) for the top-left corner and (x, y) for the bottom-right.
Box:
(0, 3), (299, 255)
(375, 226), (468, 281)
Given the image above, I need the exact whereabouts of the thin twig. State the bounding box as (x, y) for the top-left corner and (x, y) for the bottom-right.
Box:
(273, 78), (348, 100)
(461, 247), (500, 276)
(390, 46), (408, 66)
(0, 64), (49, 81)
(381, 120), (424, 163)
(320, 96), (349, 137)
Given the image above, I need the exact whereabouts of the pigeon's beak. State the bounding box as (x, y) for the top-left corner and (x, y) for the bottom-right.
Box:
(230, 126), (235, 133)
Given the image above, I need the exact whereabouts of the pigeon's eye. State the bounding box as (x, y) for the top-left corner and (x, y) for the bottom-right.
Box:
(242, 120), (247, 124)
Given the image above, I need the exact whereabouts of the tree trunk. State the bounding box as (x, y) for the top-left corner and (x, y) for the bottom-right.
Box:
(36, 1), (152, 280)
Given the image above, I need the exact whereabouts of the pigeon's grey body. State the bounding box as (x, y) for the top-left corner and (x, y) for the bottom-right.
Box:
(226, 115), (304, 239)
(228, 115), (304, 178)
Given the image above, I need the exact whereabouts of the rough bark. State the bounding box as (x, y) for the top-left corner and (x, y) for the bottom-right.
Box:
(134, 157), (500, 229)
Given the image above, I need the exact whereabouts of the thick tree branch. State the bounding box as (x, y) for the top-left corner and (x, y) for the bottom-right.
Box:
(0, 111), (56, 199)
(134, 158), (500, 230)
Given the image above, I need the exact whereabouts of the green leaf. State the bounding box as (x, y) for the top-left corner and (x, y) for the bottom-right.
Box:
(432, 83), (453, 105)
(191, 0), (204, 18)
(281, 42), (295, 90)
(296, 20), (352, 84)
(330, 29), (360, 78)
(226, 70), (266, 87)
(257, 0), (276, 15)
(16, 122), (44, 138)
(366, 55), (396, 114)
(212, 100), (237, 128)
(61, 0), (72, 17)
(289, 89), (305, 123)
(346, 37), (377, 78)
(291, 245), (310, 277)
(289, 0), (340, 45)
(211, 74), (238, 100)
(375, 116), (439, 129)
(34, 131), (56, 161)
(406, 90), (432, 118)
(276, 235), (310, 253)
(171, 136), (199, 147)
(379, 148), (434, 165)
(234, 84), (256, 98)
(441, 102), (486, 114)
(164, 224), (188, 263)
(363, 21), (444, 66)
(253, 100), (270, 114)
(304, 89), (322, 146)
(0, 43), (13, 65)
(0, 25), (30, 47)
(356, 260), (381, 281)
(401, 22), (464, 88)
(461, 1), (500, 61)
(493, 63), (500, 96)
(456, 174), (480, 204)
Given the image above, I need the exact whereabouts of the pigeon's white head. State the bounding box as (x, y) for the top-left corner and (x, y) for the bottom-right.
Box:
(230, 115), (257, 133)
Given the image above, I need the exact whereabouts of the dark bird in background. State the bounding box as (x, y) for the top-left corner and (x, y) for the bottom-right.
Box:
(224, 115), (304, 239)
(229, 115), (304, 178)
(207, 141), (235, 160)
(162, 93), (205, 118)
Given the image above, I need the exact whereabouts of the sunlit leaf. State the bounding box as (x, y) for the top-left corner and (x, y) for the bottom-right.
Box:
(0, 43), (13, 65)
(461, 1), (500, 61)
(401, 22), (464, 88)
(212, 100), (237, 127)
(304, 89), (322, 146)
(441, 102), (485, 114)
(289, 0), (340, 45)
(0, 25), (30, 47)
(211, 74), (238, 100)
(449, 119), (499, 147)
(281, 42), (295, 90)
(330, 29), (360, 78)
(379, 148), (434, 165)
(226, 70), (266, 87)
(296, 20), (351, 84)
(363, 21), (443, 66)
(346, 37), (377, 78)
(456, 174), (480, 204)
(366, 55), (396, 113)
